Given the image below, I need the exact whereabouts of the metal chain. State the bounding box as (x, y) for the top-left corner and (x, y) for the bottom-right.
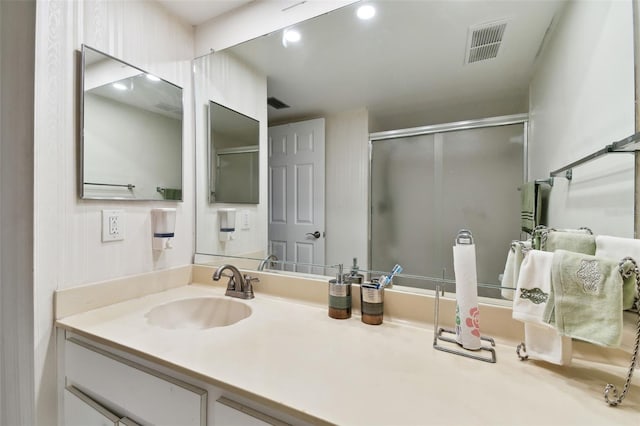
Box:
(578, 226), (594, 235)
(510, 240), (530, 254)
(516, 342), (528, 361)
(619, 258), (640, 313)
(539, 227), (554, 250)
(605, 257), (640, 406)
(532, 225), (548, 250)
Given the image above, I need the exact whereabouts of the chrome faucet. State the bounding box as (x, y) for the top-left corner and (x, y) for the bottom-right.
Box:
(258, 254), (278, 271)
(212, 264), (258, 299)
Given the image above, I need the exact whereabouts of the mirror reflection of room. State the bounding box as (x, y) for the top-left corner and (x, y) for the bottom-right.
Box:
(208, 101), (259, 204)
(193, 0), (635, 302)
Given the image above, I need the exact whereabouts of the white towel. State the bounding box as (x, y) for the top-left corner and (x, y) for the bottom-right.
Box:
(501, 241), (531, 300)
(501, 249), (516, 300)
(453, 243), (481, 350)
(595, 235), (640, 258)
(513, 250), (554, 324)
(513, 249), (572, 365)
(595, 235), (640, 310)
(524, 323), (572, 365)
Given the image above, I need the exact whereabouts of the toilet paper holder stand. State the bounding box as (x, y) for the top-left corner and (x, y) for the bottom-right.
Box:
(432, 284), (497, 363)
(432, 230), (497, 363)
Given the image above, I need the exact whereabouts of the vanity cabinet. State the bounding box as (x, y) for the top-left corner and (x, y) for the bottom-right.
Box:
(213, 397), (289, 426)
(60, 333), (301, 426)
(64, 337), (207, 426)
(64, 385), (139, 426)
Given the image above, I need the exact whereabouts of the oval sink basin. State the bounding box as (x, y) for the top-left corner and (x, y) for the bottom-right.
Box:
(145, 297), (251, 330)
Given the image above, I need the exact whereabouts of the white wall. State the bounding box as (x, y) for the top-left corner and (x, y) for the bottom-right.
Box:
(84, 57), (141, 90)
(529, 0), (634, 237)
(84, 94), (182, 200)
(34, 0), (194, 423)
(325, 108), (369, 268)
(0, 1), (36, 424)
(194, 51), (268, 258)
(370, 94), (528, 133)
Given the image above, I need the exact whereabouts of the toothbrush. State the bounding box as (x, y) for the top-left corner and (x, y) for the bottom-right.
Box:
(379, 264), (403, 288)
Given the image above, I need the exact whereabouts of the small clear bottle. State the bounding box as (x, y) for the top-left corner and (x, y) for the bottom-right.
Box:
(328, 264), (351, 319)
(347, 257), (364, 284)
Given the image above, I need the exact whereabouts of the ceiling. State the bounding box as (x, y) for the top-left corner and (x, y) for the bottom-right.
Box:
(218, 0), (566, 129)
(156, 0), (254, 26)
(155, 0), (566, 130)
(84, 47), (183, 120)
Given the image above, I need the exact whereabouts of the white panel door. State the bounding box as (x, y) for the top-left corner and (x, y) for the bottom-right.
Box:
(268, 118), (325, 273)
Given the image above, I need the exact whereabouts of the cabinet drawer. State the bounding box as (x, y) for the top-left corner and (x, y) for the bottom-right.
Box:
(65, 338), (206, 426)
(64, 385), (121, 426)
(64, 385), (141, 426)
(213, 397), (290, 426)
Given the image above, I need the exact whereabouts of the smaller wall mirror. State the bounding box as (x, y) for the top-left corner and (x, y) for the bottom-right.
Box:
(80, 45), (183, 201)
(209, 101), (259, 204)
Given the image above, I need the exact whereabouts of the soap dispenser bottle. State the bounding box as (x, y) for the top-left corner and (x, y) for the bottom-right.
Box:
(328, 264), (352, 319)
(347, 257), (364, 284)
(151, 208), (177, 251)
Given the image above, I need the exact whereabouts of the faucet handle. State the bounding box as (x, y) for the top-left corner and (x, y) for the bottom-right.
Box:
(244, 274), (259, 285)
(225, 275), (239, 291)
(243, 274), (259, 297)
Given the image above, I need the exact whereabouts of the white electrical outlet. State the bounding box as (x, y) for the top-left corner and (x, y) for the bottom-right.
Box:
(239, 210), (250, 230)
(102, 209), (125, 242)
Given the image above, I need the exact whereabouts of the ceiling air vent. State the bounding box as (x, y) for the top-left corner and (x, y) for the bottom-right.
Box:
(267, 97), (290, 109)
(465, 20), (508, 64)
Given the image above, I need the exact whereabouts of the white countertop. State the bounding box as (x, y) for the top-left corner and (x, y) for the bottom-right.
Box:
(57, 283), (640, 425)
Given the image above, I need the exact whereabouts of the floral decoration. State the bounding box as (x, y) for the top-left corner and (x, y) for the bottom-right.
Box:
(465, 307), (480, 337)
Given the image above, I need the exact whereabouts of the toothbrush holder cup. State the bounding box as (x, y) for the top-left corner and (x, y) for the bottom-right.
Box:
(360, 282), (384, 325)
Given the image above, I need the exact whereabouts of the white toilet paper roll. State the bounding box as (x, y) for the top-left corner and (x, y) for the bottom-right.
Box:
(453, 243), (482, 350)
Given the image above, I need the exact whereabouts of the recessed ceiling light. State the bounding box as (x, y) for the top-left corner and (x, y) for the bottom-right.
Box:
(112, 82), (127, 91)
(283, 28), (301, 44)
(146, 73), (161, 82)
(357, 4), (376, 20)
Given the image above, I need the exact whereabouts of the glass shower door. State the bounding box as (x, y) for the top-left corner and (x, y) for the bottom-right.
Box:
(370, 122), (524, 297)
(439, 124), (524, 297)
(370, 133), (440, 287)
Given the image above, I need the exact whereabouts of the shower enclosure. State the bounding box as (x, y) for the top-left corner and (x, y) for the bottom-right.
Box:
(370, 115), (527, 298)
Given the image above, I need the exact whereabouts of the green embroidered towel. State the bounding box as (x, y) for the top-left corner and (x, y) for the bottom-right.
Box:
(543, 231), (596, 255)
(162, 188), (182, 201)
(520, 182), (539, 233)
(595, 235), (640, 310)
(544, 250), (623, 347)
(620, 265), (637, 311)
